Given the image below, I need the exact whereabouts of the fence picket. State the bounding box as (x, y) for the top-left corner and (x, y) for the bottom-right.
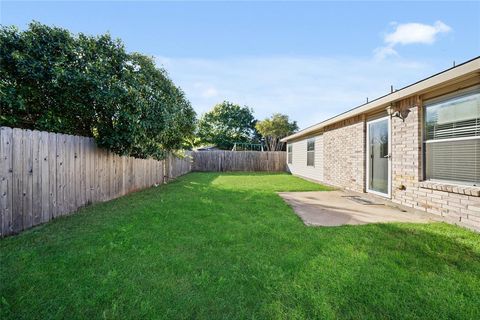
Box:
(0, 127), (13, 236)
(48, 133), (57, 218)
(32, 130), (42, 226)
(56, 134), (65, 217)
(39, 131), (50, 223)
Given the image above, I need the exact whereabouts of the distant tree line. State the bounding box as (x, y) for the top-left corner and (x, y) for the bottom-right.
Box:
(193, 101), (298, 151)
(0, 22), (195, 159)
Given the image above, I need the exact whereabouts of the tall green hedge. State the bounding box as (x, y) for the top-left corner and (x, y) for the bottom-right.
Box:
(0, 22), (195, 159)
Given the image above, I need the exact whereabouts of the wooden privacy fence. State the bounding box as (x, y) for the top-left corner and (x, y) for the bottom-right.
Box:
(167, 151), (193, 180)
(0, 127), (191, 237)
(191, 151), (287, 172)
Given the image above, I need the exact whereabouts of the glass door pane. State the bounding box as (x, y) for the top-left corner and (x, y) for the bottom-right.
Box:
(368, 118), (389, 195)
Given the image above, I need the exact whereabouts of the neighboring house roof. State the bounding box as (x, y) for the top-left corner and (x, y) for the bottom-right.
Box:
(281, 56), (480, 142)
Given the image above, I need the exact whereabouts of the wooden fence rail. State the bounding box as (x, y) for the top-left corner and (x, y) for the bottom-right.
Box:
(0, 127), (191, 237)
(191, 151), (287, 172)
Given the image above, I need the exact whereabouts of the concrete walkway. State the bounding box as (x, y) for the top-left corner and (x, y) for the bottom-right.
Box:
(278, 190), (439, 227)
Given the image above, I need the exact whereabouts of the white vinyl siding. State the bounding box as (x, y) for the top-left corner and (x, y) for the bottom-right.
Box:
(287, 135), (324, 182)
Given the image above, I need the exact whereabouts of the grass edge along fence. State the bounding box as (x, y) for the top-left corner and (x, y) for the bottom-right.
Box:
(0, 126), (191, 237)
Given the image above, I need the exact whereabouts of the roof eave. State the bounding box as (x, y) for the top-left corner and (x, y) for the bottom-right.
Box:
(281, 57), (480, 143)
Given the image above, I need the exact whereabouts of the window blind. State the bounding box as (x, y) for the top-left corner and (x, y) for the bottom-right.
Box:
(426, 139), (480, 185)
(425, 89), (480, 185)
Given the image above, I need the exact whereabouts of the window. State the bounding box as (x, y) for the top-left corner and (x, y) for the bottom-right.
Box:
(287, 144), (292, 164)
(424, 88), (480, 186)
(307, 138), (315, 166)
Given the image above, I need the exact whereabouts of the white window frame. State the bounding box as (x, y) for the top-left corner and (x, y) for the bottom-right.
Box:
(306, 138), (315, 167)
(287, 144), (292, 164)
(423, 86), (480, 186)
(366, 116), (392, 198)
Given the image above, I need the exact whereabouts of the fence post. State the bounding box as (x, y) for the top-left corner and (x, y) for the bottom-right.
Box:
(163, 152), (169, 184)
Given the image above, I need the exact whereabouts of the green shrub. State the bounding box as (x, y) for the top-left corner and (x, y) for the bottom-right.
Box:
(0, 22), (195, 159)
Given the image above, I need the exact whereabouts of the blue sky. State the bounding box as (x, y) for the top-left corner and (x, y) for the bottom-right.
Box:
(1, 1), (479, 128)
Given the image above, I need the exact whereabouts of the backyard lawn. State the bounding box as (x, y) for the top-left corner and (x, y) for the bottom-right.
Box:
(1, 172), (479, 319)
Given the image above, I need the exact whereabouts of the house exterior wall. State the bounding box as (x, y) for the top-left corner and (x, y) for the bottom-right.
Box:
(287, 84), (480, 230)
(322, 116), (365, 193)
(287, 135), (324, 182)
(390, 95), (480, 229)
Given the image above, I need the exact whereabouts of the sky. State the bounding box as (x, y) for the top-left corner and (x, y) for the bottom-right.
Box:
(1, 1), (479, 128)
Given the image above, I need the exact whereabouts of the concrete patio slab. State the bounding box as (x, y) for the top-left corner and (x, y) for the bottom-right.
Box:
(278, 190), (439, 227)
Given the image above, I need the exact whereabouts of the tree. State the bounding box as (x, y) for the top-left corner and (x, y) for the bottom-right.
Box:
(255, 113), (298, 151)
(181, 118), (203, 150)
(197, 101), (257, 150)
(0, 22), (195, 159)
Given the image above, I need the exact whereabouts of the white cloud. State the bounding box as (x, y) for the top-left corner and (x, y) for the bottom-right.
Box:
(385, 21), (451, 46)
(156, 56), (438, 128)
(373, 46), (399, 60)
(375, 21), (452, 59)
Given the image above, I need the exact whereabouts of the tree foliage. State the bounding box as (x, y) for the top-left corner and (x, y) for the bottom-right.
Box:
(255, 113), (298, 151)
(0, 22), (195, 159)
(197, 101), (257, 150)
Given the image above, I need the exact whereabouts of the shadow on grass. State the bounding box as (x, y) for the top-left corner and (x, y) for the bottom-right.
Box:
(1, 172), (479, 320)
(283, 222), (480, 319)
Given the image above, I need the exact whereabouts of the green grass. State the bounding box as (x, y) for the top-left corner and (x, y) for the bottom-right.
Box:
(1, 172), (479, 319)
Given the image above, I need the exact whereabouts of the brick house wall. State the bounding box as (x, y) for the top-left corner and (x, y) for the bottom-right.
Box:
(322, 115), (365, 193)
(391, 96), (480, 229)
(391, 96), (424, 208)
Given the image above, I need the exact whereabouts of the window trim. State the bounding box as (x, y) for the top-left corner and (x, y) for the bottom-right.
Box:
(287, 144), (292, 164)
(306, 138), (315, 167)
(423, 84), (480, 108)
(366, 116), (392, 198)
(425, 136), (480, 144)
(423, 86), (480, 186)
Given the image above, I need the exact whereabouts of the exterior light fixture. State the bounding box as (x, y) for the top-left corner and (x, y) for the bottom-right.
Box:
(386, 104), (410, 122)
